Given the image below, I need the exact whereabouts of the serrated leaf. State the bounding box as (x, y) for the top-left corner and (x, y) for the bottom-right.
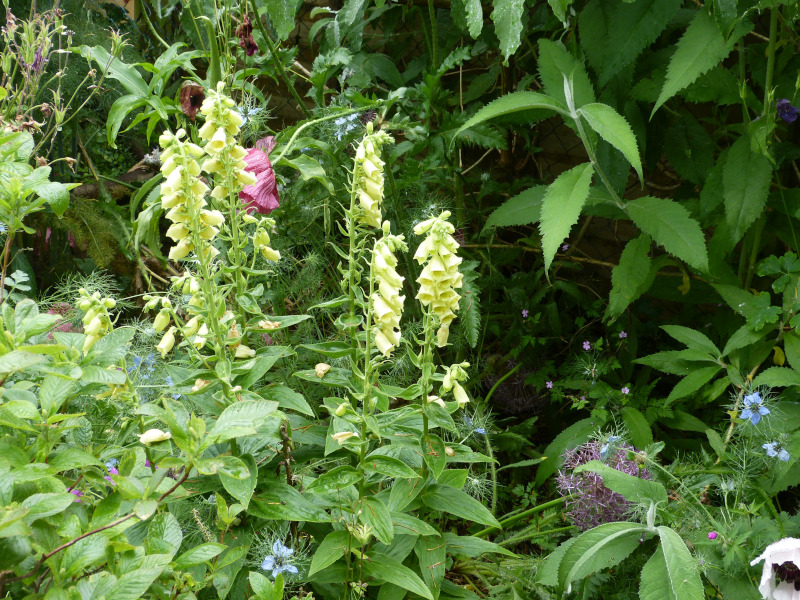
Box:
(547, 0), (571, 22)
(607, 234), (652, 320)
(722, 324), (766, 357)
(656, 527), (704, 600)
(639, 546), (675, 600)
(666, 365), (721, 402)
(258, 0), (298, 42)
(491, 0), (525, 63)
(579, 0), (681, 87)
(713, 285), (781, 331)
(620, 407), (653, 449)
(540, 163), (595, 273)
(723, 135), (772, 245)
(483, 185), (546, 231)
(661, 325), (720, 357)
(579, 103), (642, 182)
(752, 366), (800, 388)
(653, 10), (749, 116)
(625, 197), (708, 271)
(664, 111), (715, 185)
(538, 40), (595, 109)
(465, 0), (483, 37)
(455, 92), (567, 141)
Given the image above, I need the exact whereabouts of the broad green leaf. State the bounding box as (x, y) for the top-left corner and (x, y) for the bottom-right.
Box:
(220, 454), (257, 507)
(661, 325), (720, 357)
(364, 454), (420, 479)
(106, 95), (148, 148)
(661, 410), (709, 433)
(391, 512), (439, 537)
(357, 496), (394, 545)
(209, 400), (278, 442)
(652, 11), (749, 116)
(260, 385), (314, 417)
(309, 530), (350, 576)
(258, 0), (298, 41)
(415, 534), (446, 597)
(713, 285), (781, 331)
(625, 197), (708, 271)
(80, 365), (127, 385)
(547, 0), (571, 22)
(0, 350), (43, 373)
(639, 546), (675, 600)
(442, 533), (516, 558)
(607, 234), (652, 320)
(249, 571), (284, 600)
(620, 407), (653, 449)
(420, 433), (447, 480)
(174, 543), (227, 570)
(33, 181), (71, 218)
(573, 461), (667, 505)
(579, 0), (681, 87)
(656, 526), (704, 600)
(539, 163), (595, 273)
(558, 522), (648, 588)
(22, 493), (75, 522)
(535, 417), (599, 486)
(282, 154), (333, 193)
(421, 484), (501, 528)
(579, 103), (643, 182)
(752, 366), (800, 389)
(133, 500), (158, 520)
(250, 483), (329, 522)
(706, 429), (726, 461)
(110, 566), (167, 600)
(75, 45), (148, 96)
(666, 365), (721, 402)
(723, 324), (766, 357)
(306, 465), (363, 494)
(538, 40), (595, 109)
(48, 448), (102, 472)
(664, 111), (715, 185)
(147, 512), (182, 557)
(455, 92), (568, 140)
(723, 135), (772, 245)
(491, 0), (525, 63)
(784, 330), (800, 371)
(464, 0), (483, 37)
(483, 185), (546, 231)
(362, 552), (434, 600)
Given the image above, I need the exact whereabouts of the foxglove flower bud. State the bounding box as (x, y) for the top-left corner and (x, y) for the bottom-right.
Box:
(157, 326), (177, 358)
(354, 125), (393, 228)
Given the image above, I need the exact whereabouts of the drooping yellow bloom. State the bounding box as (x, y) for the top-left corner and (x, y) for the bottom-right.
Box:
(371, 222), (407, 356)
(413, 211), (463, 347)
(354, 124), (393, 228)
(440, 362), (471, 408)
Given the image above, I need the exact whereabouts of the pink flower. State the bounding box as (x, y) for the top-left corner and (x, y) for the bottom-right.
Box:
(522, 309), (529, 318)
(621, 386), (630, 395)
(68, 488), (83, 502)
(240, 141), (280, 214)
(619, 331), (627, 339)
(708, 531), (718, 540)
(582, 341), (591, 351)
(546, 381), (553, 389)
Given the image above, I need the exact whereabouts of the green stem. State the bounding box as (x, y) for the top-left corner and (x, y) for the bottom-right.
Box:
(573, 114), (624, 209)
(474, 497), (566, 538)
(427, 0), (438, 69)
(251, 9), (312, 118)
(140, 3), (170, 51)
(498, 525), (576, 547)
(744, 214), (766, 290)
(484, 434), (498, 516)
(484, 362), (521, 405)
(762, 7), (778, 116)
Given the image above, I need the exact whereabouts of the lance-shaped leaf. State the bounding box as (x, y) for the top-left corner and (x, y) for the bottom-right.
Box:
(579, 103), (643, 183)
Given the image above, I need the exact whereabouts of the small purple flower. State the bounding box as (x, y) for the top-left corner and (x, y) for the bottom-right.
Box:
(546, 381), (554, 389)
(621, 387), (630, 395)
(777, 99), (799, 124)
(261, 540), (299, 579)
(561, 244), (569, 252)
(582, 340), (591, 351)
(145, 459), (151, 467)
(619, 331), (627, 339)
(708, 531), (718, 540)
(740, 392), (769, 425)
(68, 488), (83, 502)
(522, 309), (529, 318)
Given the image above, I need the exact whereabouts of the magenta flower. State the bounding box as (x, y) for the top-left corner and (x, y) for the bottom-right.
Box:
(240, 142), (280, 215)
(621, 386), (630, 395)
(68, 488), (83, 502)
(582, 340), (591, 351)
(708, 531), (718, 540)
(546, 381), (553, 389)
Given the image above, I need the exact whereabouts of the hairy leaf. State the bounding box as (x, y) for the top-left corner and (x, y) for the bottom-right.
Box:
(656, 527), (704, 600)
(538, 40), (595, 109)
(491, 0), (525, 63)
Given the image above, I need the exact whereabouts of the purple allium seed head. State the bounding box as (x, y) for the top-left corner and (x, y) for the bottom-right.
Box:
(555, 440), (651, 531)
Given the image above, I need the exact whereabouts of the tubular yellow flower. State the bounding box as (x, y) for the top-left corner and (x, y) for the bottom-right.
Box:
(354, 125), (394, 228)
(157, 326), (177, 358)
(370, 223), (407, 356)
(413, 211), (463, 347)
(138, 429), (172, 445)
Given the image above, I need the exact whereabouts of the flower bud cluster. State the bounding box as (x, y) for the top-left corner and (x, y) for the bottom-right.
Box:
(413, 211), (463, 347)
(441, 362), (470, 408)
(76, 288), (115, 353)
(354, 124), (393, 228)
(371, 222), (407, 356)
(253, 217), (281, 262)
(159, 128), (220, 261)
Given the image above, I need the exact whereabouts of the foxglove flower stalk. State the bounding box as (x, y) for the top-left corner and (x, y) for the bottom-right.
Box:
(252, 218), (281, 262)
(441, 362), (471, 408)
(413, 210), (463, 347)
(76, 289), (116, 353)
(354, 124), (393, 228)
(556, 440), (652, 531)
(370, 223), (407, 356)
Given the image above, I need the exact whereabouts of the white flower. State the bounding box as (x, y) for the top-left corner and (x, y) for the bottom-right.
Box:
(138, 429), (172, 445)
(751, 538), (800, 599)
(331, 431), (359, 445)
(315, 363), (331, 378)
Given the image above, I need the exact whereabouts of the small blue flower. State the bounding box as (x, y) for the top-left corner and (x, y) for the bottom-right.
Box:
(105, 458), (119, 470)
(164, 375), (182, 400)
(0, 222), (7, 234)
(261, 540), (298, 578)
(333, 113), (360, 140)
(740, 392), (769, 425)
(763, 442), (791, 462)
(474, 428), (486, 435)
(600, 436), (622, 460)
(463, 415), (473, 427)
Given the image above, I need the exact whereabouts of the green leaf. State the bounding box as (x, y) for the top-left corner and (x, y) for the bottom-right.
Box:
(309, 530), (351, 576)
(362, 552), (434, 600)
(666, 365), (721, 402)
(415, 534), (446, 596)
(147, 512), (183, 557)
(491, 0), (525, 63)
(209, 400), (278, 442)
(258, 0), (298, 42)
(357, 496), (394, 545)
(34, 181), (71, 218)
(110, 566), (168, 600)
(723, 135), (773, 245)
(573, 461), (667, 505)
(306, 465), (363, 494)
(652, 11), (749, 116)
(664, 111), (715, 185)
(106, 95), (148, 149)
(723, 324), (766, 357)
(661, 409), (710, 433)
(558, 522), (648, 589)
(299, 341), (353, 358)
(620, 407), (653, 449)
(483, 186), (546, 231)
(133, 500), (158, 520)
(579, 0), (681, 87)
(639, 546), (674, 600)
(713, 285), (781, 331)
(625, 197), (708, 271)
(539, 163), (595, 273)
(535, 417), (600, 486)
(547, 0), (571, 22)
(656, 526), (704, 600)
(75, 45), (148, 96)
(250, 483), (329, 522)
(363, 454), (421, 480)
(174, 543), (227, 570)
(220, 453), (257, 507)
(464, 0), (483, 37)
(0, 350), (43, 374)
(752, 366), (800, 388)
(22, 493), (75, 522)
(260, 385), (314, 417)
(537, 40), (595, 109)
(282, 154), (333, 193)
(442, 532), (516, 558)
(579, 103), (642, 182)
(706, 428), (726, 461)
(661, 325), (720, 357)
(784, 330), (800, 371)
(48, 447), (102, 472)
(420, 433), (447, 479)
(455, 92), (567, 140)
(421, 484), (501, 528)
(607, 234), (652, 320)
(80, 365), (127, 385)
(391, 512), (439, 537)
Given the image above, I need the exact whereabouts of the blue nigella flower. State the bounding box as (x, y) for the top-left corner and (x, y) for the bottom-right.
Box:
(165, 375), (182, 400)
(261, 540), (299, 578)
(474, 428), (486, 435)
(740, 392), (769, 425)
(600, 436), (622, 460)
(763, 441), (791, 462)
(333, 113), (359, 140)
(105, 458), (119, 470)
(463, 415), (473, 427)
